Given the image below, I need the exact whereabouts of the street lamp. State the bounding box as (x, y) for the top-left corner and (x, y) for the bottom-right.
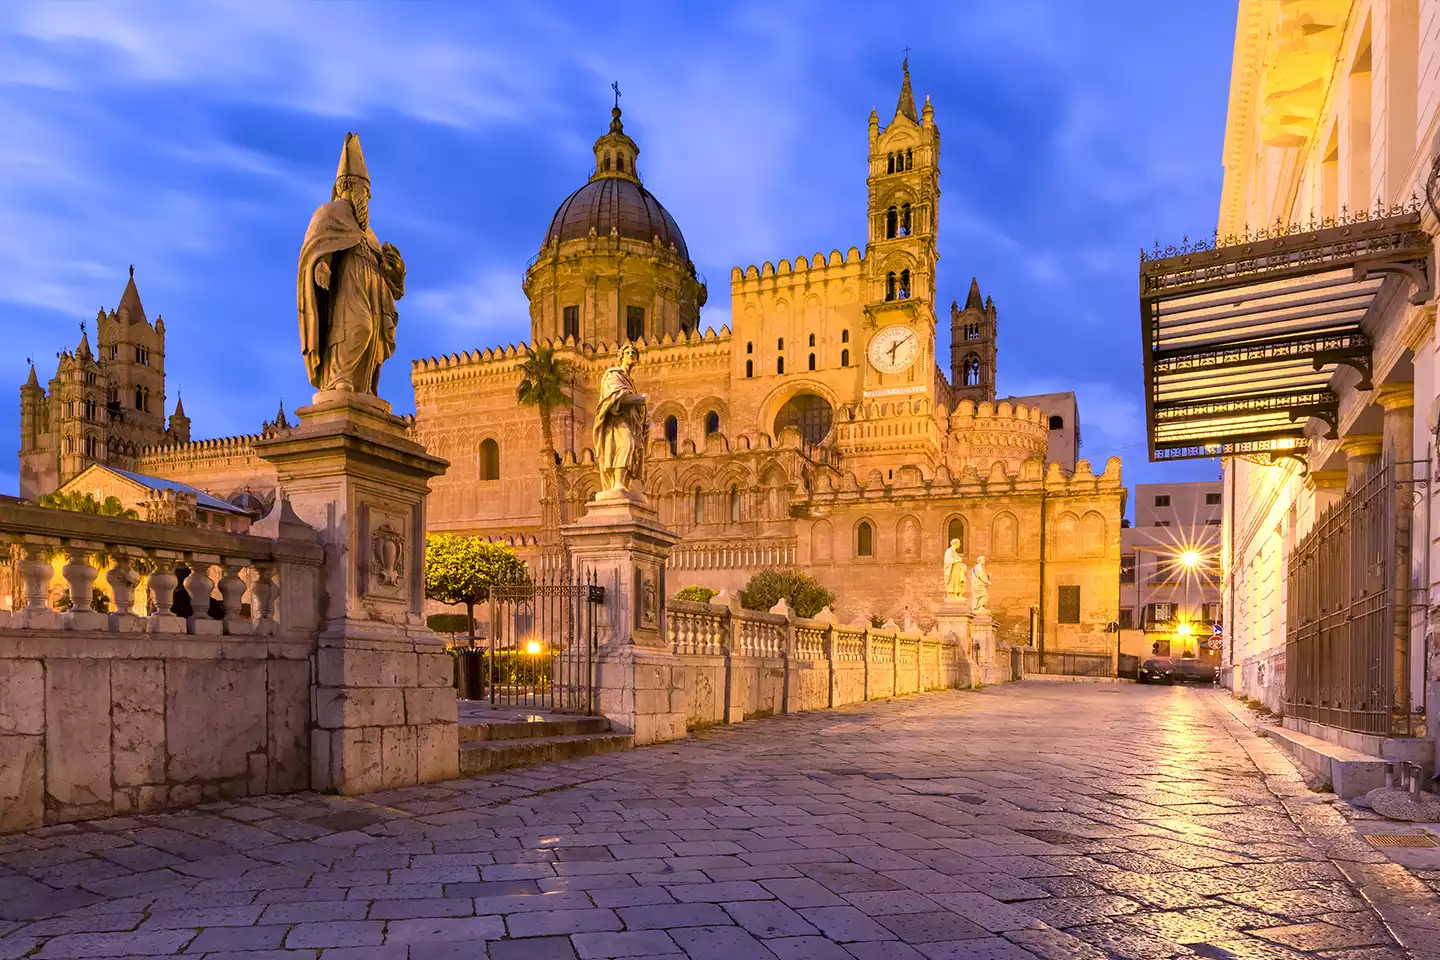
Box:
(525, 640), (542, 655)
(1180, 550), (1200, 569)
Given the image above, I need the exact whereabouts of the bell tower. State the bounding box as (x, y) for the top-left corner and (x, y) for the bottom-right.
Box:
(950, 278), (997, 403)
(861, 59), (941, 396)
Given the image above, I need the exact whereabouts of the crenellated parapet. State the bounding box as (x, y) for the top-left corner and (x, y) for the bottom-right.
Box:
(805, 454), (1122, 504)
(411, 327), (732, 383)
(730, 247), (865, 290)
(943, 399), (1050, 468)
(137, 433), (268, 462)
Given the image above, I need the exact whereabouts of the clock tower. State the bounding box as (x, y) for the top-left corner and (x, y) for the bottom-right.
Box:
(862, 59), (939, 400)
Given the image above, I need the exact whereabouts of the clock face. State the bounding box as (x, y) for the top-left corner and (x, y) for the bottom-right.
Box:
(868, 325), (920, 374)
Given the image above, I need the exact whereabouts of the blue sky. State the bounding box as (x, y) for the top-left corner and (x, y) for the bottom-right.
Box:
(0, 1), (1235, 501)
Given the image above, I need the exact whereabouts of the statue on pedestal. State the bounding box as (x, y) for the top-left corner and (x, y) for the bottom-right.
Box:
(595, 344), (650, 496)
(970, 555), (991, 614)
(942, 539), (967, 603)
(298, 132), (407, 396)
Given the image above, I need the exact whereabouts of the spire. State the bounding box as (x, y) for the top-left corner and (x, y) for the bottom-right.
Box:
(24, 362), (39, 390)
(896, 57), (918, 122)
(115, 266), (146, 325)
(76, 327), (92, 360)
(965, 277), (984, 311)
(172, 393), (186, 419)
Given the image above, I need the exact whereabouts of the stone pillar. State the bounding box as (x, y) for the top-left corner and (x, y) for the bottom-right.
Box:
(1339, 434), (1384, 492)
(254, 392), (455, 795)
(563, 490), (682, 744)
(934, 599), (973, 687)
(1376, 384), (1418, 721)
(1304, 469), (1348, 518)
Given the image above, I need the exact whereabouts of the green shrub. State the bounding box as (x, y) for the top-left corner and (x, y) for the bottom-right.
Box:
(739, 569), (834, 619)
(428, 613), (475, 635)
(868, 613), (887, 628)
(675, 585), (717, 604)
(56, 589), (111, 613)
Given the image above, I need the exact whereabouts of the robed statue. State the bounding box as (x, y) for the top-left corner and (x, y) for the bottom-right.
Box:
(969, 555), (991, 614)
(942, 539), (967, 602)
(297, 132), (406, 395)
(594, 344), (650, 495)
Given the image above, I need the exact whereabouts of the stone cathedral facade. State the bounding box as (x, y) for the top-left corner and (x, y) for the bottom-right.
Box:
(17, 65), (1122, 651)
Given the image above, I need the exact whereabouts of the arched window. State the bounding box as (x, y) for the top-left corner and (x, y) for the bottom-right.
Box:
(964, 322), (980, 341)
(65, 435), (74, 454)
(1049, 415), (1064, 430)
(603, 153), (611, 171)
(617, 154), (625, 172)
(808, 333), (815, 347)
(899, 269), (911, 299)
(705, 411), (720, 435)
(946, 518), (965, 551)
(841, 348), (849, 367)
(808, 353), (816, 371)
(729, 485), (740, 523)
(746, 341), (753, 354)
(777, 357), (785, 375)
(774, 393), (834, 445)
(963, 355), (982, 387)
(856, 521), (874, 558)
(887, 154), (895, 174)
(745, 360), (753, 378)
(664, 415), (678, 455)
(841, 329), (849, 343)
(900, 203), (911, 236)
(134, 385), (148, 412)
(905, 148), (913, 169)
(885, 206), (898, 239)
(478, 438), (500, 480)
(777, 337), (784, 350)
(885, 272), (897, 301)
(692, 488), (704, 525)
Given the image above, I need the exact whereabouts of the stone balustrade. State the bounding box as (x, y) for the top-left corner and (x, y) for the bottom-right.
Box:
(650, 596), (973, 738)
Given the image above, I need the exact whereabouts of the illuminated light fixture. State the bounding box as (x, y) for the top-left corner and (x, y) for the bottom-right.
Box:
(1177, 622), (1193, 637)
(525, 640), (542, 655)
(1180, 550), (1200, 568)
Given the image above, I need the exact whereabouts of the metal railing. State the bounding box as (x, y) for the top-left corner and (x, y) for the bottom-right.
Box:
(475, 569), (604, 714)
(1023, 650), (1114, 678)
(1286, 457), (1425, 735)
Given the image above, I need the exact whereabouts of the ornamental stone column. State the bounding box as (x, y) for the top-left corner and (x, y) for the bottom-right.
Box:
(1375, 382), (1418, 722)
(1339, 433), (1384, 492)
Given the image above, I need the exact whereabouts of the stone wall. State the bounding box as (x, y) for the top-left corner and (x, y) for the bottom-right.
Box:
(0, 634), (310, 831)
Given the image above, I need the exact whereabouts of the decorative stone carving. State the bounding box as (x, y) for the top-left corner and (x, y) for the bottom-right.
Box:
(969, 555), (991, 614)
(594, 344), (649, 497)
(371, 523), (405, 588)
(298, 132), (406, 396)
(942, 539), (967, 601)
(898, 516), (920, 560)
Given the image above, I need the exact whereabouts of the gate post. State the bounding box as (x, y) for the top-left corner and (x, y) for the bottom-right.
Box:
(563, 491), (682, 744)
(254, 393), (456, 796)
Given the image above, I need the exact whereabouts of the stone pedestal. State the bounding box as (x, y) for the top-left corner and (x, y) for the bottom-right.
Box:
(563, 490), (682, 744)
(935, 599), (974, 677)
(971, 613), (997, 683)
(254, 392), (456, 795)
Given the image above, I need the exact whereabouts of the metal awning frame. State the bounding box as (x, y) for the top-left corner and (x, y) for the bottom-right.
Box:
(1140, 202), (1433, 464)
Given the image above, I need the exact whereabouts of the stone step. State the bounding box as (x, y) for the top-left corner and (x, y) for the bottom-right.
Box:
(459, 732), (635, 776)
(458, 716), (611, 743)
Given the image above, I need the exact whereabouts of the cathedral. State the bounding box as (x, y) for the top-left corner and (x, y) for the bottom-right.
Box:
(17, 64), (1123, 650)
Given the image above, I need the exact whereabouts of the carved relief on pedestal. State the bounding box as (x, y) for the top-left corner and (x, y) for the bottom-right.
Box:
(360, 503), (409, 600)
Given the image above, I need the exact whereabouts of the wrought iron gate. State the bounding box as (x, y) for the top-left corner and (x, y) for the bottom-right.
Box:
(478, 569), (603, 714)
(1286, 457), (1425, 735)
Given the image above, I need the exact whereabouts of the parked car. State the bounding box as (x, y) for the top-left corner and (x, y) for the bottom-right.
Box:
(1136, 658), (1176, 684)
(1174, 658), (1218, 684)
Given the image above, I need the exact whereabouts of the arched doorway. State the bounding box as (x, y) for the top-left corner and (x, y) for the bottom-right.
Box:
(774, 393), (833, 445)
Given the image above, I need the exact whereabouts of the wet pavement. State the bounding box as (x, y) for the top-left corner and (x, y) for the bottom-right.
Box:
(1, 681), (1437, 959)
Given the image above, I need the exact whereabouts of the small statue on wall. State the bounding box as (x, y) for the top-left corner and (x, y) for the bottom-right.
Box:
(594, 344), (650, 496)
(943, 539), (967, 602)
(970, 555), (991, 614)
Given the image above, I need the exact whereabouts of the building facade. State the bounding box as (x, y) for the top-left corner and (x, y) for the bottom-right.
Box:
(1118, 481), (1224, 663)
(1141, 1), (1438, 722)
(18, 65), (1123, 650)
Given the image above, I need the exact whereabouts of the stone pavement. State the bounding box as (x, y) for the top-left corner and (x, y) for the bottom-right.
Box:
(0, 681), (1434, 959)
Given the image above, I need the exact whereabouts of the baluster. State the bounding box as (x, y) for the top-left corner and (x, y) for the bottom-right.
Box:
(184, 553), (222, 635)
(16, 537), (60, 630)
(105, 547), (143, 632)
(146, 550), (185, 634)
(62, 541), (107, 631)
(218, 558), (253, 636)
(252, 562), (277, 635)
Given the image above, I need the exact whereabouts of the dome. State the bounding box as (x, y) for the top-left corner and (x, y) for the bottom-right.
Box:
(542, 176), (691, 265)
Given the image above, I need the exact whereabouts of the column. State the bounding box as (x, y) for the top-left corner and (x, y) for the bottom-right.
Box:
(1375, 383), (1417, 721)
(1338, 434), (1383, 491)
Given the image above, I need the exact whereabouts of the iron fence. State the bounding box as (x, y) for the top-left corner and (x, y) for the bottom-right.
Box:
(1286, 457), (1424, 735)
(1023, 650), (1114, 678)
(456, 568), (603, 714)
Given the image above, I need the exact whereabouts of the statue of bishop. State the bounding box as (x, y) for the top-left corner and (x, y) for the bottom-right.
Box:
(297, 132), (406, 396)
(594, 344), (650, 496)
